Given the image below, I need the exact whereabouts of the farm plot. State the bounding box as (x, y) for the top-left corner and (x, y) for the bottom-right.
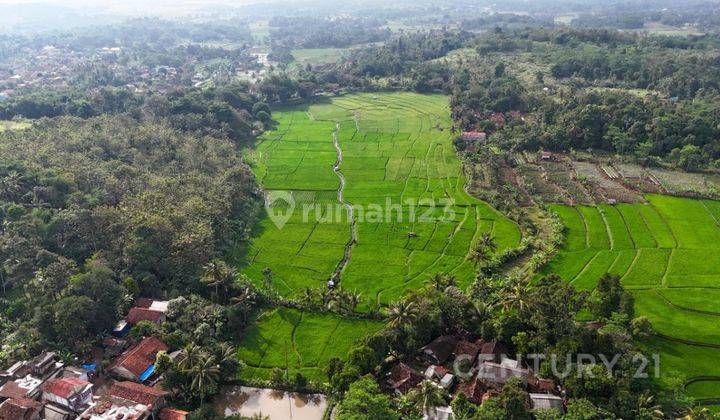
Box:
(241, 92), (521, 303)
(543, 194), (720, 400)
(237, 308), (384, 382)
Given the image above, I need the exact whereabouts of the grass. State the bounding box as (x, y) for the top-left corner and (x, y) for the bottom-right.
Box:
(292, 48), (348, 66)
(240, 92), (521, 304)
(236, 93), (521, 379)
(544, 194), (720, 400)
(237, 307), (384, 382)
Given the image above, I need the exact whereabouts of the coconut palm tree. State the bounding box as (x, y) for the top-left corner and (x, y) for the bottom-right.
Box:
(501, 279), (532, 313)
(478, 232), (497, 253)
(231, 286), (257, 323)
(177, 343), (203, 371)
(427, 273), (447, 291)
(469, 243), (491, 268)
(201, 259), (237, 304)
(346, 292), (361, 313)
(407, 380), (448, 416)
(387, 298), (419, 329)
(682, 406), (712, 420)
(188, 353), (219, 403)
(635, 394), (664, 419)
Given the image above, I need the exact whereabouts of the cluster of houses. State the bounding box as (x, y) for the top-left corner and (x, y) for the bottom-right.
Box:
(0, 298), (188, 420)
(0, 44), (197, 100)
(385, 335), (564, 419)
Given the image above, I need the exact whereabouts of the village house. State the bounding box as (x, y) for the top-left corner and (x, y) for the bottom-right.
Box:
(13, 375), (44, 400)
(478, 340), (509, 363)
(112, 320), (130, 337)
(460, 131), (487, 142)
(79, 394), (152, 420)
(530, 393), (564, 413)
(126, 307), (166, 325)
(456, 374), (489, 404)
(423, 365), (448, 381)
(41, 377), (93, 412)
(0, 381), (30, 400)
(53, 365), (90, 381)
(107, 381), (168, 414)
(0, 397), (42, 420)
(159, 407), (189, 420)
(385, 363), (423, 395)
(454, 339), (482, 361)
(476, 359), (532, 387)
(125, 298), (170, 326)
(108, 337), (168, 382)
(420, 335), (457, 365)
(29, 352), (61, 378)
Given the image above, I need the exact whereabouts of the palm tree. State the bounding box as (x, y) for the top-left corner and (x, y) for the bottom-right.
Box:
(176, 343), (203, 371)
(346, 292), (361, 312)
(231, 286), (257, 323)
(301, 287), (317, 308)
(478, 232), (497, 253)
(469, 243), (491, 268)
(387, 298), (419, 329)
(201, 259), (237, 304)
(635, 394), (664, 419)
(682, 406), (712, 420)
(428, 273), (447, 291)
(501, 280), (532, 314)
(188, 353), (219, 403)
(407, 380), (448, 416)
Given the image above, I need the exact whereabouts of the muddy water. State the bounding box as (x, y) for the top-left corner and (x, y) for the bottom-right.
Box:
(213, 385), (328, 419)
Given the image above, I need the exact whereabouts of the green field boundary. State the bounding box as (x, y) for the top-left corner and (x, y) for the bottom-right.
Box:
(654, 289), (720, 316)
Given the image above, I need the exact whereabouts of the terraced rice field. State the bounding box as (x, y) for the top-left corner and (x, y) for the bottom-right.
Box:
(543, 194), (720, 401)
(237, 92), (521, 379)
(237, 308), (384, 381)
(241, 92), (520, 303)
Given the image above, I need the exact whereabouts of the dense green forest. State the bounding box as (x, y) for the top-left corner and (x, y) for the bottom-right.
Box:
(0, 84), (267, 358)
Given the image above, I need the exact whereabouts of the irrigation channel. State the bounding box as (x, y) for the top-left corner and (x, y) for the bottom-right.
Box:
(330, 122), (357, 282)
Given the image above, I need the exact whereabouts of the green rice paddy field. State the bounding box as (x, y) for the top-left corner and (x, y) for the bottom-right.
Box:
(543, 195), (720, 402)
(236, 92), (521, 380)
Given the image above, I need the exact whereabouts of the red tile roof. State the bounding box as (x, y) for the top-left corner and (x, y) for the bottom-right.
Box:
(434, 365), (448, 377)
(0, 381), (27, 399)
(111, 336), (168, 379)
(108, 381), (169, 407)
(159, 407), (189, 420)
(421, 336), (457, 364)
(42, 376), (91, 399)
(479, 340), (508, 363)
(454, 340), (481, 360)
(0, 398), (42, 420)
(126, 307), (164, 325)
(460, 131), (487, 141)
(386, 363), (423, 394)
(457, 376), (488, 404)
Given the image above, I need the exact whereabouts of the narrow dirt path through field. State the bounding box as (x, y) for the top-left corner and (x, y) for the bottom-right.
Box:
(330, 123), (357, 282)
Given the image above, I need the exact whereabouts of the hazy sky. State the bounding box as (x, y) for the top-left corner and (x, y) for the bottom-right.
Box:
(0, 0), (266, 15)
